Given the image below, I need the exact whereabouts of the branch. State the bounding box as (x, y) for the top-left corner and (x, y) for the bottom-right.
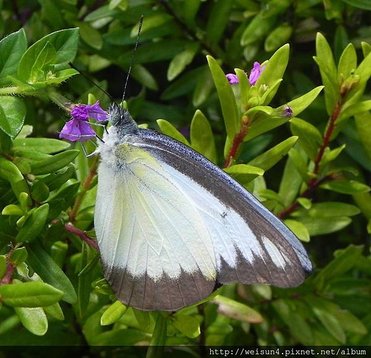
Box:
(278, 92), (348, 219)
(223, 115), (250, 168)
(64, 223), (99, 251)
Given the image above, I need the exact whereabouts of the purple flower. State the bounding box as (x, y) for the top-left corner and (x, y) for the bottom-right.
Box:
(59, 118), (96, 142)
(248, 62), (264, 85)
(226, 73), (239, 85)
(59, 102), (108, 143)
(71, 101), (108, 122)
(283, 105), (293, 118)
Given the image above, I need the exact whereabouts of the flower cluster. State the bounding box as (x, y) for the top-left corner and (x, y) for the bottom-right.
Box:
(59, 102), (108, 142)
(226, 62), (264, 86)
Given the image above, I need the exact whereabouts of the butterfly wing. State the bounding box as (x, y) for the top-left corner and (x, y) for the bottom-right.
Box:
(95, 127), (312, 311)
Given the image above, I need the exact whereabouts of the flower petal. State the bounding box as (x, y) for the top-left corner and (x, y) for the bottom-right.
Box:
(59, 119), (96, 142)
(71, 105), (89, 121)
(87, 102), (108, 122)
(248, 62), (264, 85)
(226, 73), (239, 85)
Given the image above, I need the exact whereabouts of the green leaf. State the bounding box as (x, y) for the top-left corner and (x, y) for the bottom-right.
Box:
(205, 0), (233, 45)
(340, 100), (371, 120)
(290, 118), (322, 160)
(284, 219), (310, 242)
(182, 0), (201, 26)
(279, 152), (304, 206)
(18, 28), (79, 82)
(0, 255), (6, 279)
(314, 245), (363, 288)
(341, 0), (371, 10)
(31, 180), (50, 202)
(10, 247), (28, 265)
(13, 138), (70, 154)
(0, 28), (27, 84)
(314, 33), (339, 114)
(172, 314), (201, 338)
(101, 301), (127, 326)
(294, 202), (360, 218)
(248, 136), (298, 171)
(321, 180), (370, 194)
(31, 149), (80, 175)
(212, 295), (263, 323)
(132, 14), (172, 36)
(167, 44), (198, 81)
(244, 117), (288, 142)
(40, 165), (75, 192)
(224, 164), (264, 184)
(156, 119), (189, 145)
(235, 68), (250, 110)
(0, 96), (26, 139)
(241, 13), (272, 46)
(77, 243), (98, 319)
(0, 281), (63, 307)
(300, 216), (352, 236)
(320, 145), (346, 168)
(15, 204), (49, 243)
(190, 110), (217, 163)
(29, 41), (57, 83)
(335, 309), (367, 335)
(0, 157), (30, 200)
(78, 22), (103, 50)
(355, 112), (371, 161)
(192, 66), (213, 107)
(264, 24), (293, 52)
(273, 299), (313, 345)
(207, 55), (239, 154)
(354, 193), (371, 221)
(148, 313), (168, 350)
(285, 86), (323, 117)
(256, 44), (290, 103)
(43, 302), (64, 321)
(132, 64), (158, 91)
(15, 307), (48, 336)
(27, 243), (77, 304)
(338, 43), (357, 80)
(309, 297), (346, 343)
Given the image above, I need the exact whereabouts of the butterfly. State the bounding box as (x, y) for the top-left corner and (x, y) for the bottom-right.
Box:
(94, 103), (312, 311)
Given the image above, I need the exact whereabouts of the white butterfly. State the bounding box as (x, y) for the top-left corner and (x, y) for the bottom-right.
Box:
(94, 104), (312, 311)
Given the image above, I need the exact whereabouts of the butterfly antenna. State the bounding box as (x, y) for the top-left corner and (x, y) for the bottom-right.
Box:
(121, 15), (144, 106)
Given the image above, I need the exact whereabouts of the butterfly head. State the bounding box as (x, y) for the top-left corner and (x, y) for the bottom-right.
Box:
(108, 103), (138, 134)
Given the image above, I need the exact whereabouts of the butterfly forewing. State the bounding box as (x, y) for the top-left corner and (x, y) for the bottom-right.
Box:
(94, 108), (312, 311)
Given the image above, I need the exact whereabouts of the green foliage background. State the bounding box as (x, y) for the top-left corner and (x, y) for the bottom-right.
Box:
(0, 0), (371, 353)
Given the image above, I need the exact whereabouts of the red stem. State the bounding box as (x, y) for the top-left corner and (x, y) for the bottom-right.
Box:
(0, 261), (15, 285)
(65, 223), (98, 250)
(0, 247), (17, 285)
(278, 95), (346, 219)
(224, 116), (250, 168)
(277, 176), (332, 219)
(312, 101), (342, 177)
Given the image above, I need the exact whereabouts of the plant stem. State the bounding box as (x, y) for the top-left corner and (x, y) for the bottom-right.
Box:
(277, 175), (332, 219)
(64, 223), (98, 250)
(0, 262), (15, 285)
(223, 115), (250, 168)
(278, 93), (346, 219)
(0, 247), (17, 285)
(311, 100), (342, 178)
